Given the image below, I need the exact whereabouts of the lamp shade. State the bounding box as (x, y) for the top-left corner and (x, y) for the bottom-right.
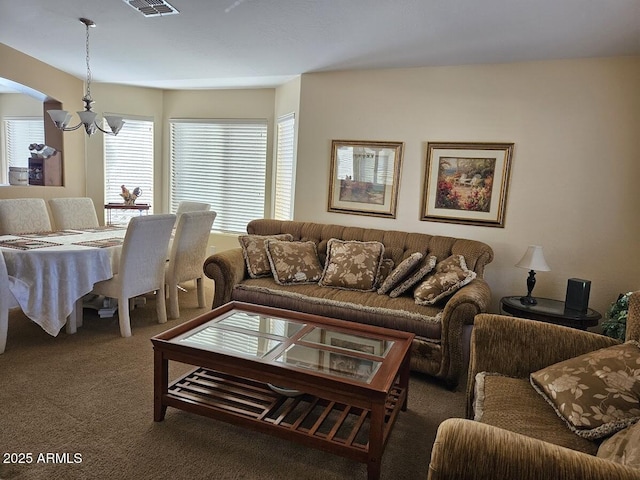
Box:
(515, 245), (550, 272)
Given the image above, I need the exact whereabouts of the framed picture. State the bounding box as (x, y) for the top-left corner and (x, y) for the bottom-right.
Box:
(322, 331), (385, 381)
(328, 140), (404, 218)
(421, 142), (514, 227)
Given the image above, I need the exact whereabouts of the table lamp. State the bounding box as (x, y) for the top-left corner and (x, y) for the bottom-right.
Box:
(515, 245), (550, 305)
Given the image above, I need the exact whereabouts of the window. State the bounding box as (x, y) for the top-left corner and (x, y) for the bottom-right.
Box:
(273, 113), (295, 220)
(2, 117), (44, 183)
(104, 118), (154, 224)
(170, 119), (268, 233)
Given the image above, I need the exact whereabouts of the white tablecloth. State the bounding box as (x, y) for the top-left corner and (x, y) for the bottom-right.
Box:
(0, 227), (127, 336)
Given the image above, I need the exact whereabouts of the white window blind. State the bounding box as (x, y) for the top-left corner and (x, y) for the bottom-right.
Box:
(2, 117), (44, 183)
(170, 119), (268, 233)
(104, 118), (154, 224)
(273, 113), (295, 220)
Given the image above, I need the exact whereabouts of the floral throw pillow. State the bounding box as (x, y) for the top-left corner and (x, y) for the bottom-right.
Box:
(238, 234), (293, 278)
(530, 341), (640, 440)
(319, 238), (384, 291)
(597, 420), (640, 468)
(413, 255), (476, 305)
(377, 252), (423, 295)
(389, 255), (437, 298)
(266, 240), (323, 285)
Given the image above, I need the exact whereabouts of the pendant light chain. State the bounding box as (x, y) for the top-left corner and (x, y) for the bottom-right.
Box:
(85, 20), (92, 102)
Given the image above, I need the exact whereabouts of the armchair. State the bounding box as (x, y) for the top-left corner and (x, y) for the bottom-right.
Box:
(427, 291), (640, 480)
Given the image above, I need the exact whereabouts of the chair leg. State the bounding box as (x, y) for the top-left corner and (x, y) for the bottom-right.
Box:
(156, 287), (168, 324)
(196, 277), (205, 308)
(168, 283), (179, 320)
(118, 297), (132, 337)
(0, 308), (7, 354)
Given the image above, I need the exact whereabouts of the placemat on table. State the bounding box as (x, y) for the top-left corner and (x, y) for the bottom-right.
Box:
(0, 238), (62, 250)
(80, 226), (127, 233)
(20, 230), (81, 238)
(73, 237), (124, 248)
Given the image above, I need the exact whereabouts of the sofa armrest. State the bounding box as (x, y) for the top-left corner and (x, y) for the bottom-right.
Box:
(203, 247), (247, 308)
(428, 418), (638, 480)
(465, 314), (620, 418)
(438, 278), (492, 388)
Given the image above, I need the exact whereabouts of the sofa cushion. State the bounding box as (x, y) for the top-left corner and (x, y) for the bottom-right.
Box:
(597, 420), (640, 468)
(389, 255), (438, 298)
(239, 234), (294, 278)
(530, 341), (640, 440)
(377, 252), (423, 295)
(266, 240), (323, 285)
(375, 258), (395, 288)
(474, 372), (598, 454)
(319, 238), (384, 292)
(414, 255), (477, 305)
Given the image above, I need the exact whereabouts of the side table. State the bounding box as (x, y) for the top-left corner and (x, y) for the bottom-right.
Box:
(500, 296), (601, 330)
(104, 203), (150, 225)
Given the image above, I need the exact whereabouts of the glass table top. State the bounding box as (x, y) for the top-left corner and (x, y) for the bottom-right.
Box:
(171, 308), (397, 384)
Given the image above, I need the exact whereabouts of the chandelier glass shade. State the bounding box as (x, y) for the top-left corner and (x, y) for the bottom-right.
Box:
(47, 18), (124, 136)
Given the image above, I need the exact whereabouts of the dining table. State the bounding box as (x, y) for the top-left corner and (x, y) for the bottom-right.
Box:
(0, 226), (127, 337)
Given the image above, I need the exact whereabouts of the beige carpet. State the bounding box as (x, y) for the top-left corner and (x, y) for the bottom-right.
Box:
(0, 285), (465, 480)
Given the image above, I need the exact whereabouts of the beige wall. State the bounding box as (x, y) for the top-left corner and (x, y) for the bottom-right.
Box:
(0, 43), (85, 200)
(295, 57), (640, 315)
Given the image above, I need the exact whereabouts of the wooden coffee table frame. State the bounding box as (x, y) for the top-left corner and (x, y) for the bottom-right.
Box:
(152, 302), (414, 480)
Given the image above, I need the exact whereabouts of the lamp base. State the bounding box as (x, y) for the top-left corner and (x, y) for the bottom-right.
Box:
(520, 295), (538, 305)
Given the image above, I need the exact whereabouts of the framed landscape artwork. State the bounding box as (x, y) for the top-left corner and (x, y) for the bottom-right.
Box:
(421, 142), (514, 227)
(328, 140), (404, 218)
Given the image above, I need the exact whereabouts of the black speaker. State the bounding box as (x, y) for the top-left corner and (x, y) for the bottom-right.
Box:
(565, 278), (591, 313)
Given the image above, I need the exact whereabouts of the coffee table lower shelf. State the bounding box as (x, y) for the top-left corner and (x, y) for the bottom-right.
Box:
(162, 367), (406, 465)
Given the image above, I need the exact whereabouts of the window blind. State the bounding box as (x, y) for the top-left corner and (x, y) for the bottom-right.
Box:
(169, 119), (268, 234)
(104, 118), (154, 224)
(2, 117), (44, 183)
(273, 113), (295, 220)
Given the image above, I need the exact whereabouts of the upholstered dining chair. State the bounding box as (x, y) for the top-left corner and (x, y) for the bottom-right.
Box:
(166, 210), (217, 319)
(0, 198), (52, 235)
(91, 214), (175, 337)
(49, 197), (100, 230)
(0, 252), (20, 354)
(174, 201), (210, 226)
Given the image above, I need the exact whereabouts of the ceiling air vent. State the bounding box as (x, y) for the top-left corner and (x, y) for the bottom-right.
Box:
(122, 0), (180, 17)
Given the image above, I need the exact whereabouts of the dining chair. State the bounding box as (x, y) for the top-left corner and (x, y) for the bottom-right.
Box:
(0, 252), (20, 354)
(166, 210), (217, 319)
(174, 201), (210, 226)
(49, 197), (100, 230)
(0, 198), (52, 235)
(90, 214), (176, 337)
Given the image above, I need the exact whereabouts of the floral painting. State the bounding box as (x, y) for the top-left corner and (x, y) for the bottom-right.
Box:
(421, 142), (514, 227)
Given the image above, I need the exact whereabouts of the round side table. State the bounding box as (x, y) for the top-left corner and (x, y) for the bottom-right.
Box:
(500, 296), (601, 330)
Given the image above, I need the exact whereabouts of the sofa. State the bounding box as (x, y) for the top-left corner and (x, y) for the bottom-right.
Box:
(427, 291), (640, 479)
(203, 219), (494, 388)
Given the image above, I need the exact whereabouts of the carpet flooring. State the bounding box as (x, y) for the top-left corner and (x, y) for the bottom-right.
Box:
(0, 285), (465, 480)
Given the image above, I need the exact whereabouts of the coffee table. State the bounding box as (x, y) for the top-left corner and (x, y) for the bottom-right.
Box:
(152, 301), (414, 480)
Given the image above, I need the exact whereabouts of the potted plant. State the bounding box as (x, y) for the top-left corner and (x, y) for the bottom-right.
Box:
(601, 292), (632, 341)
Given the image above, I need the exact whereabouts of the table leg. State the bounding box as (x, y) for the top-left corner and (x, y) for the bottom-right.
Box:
(399, 350), (411, 411)
(65, 298), (84, 334)
(154, 348), (168, 422)
(367, 402), (384, 480)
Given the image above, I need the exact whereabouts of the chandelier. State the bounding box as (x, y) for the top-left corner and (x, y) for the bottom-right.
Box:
(47, 18), (124, 136)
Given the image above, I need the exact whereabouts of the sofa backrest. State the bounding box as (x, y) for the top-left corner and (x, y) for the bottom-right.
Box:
(246, 219), (494, 277)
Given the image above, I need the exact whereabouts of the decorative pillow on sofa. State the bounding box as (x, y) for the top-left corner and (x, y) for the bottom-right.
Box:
(377, 252), (423, 295)
(597, 420), (640, 468)
(239, 234), (293, 278)
(530, 341), (640, 440)
(389, 255), (437, 298)
(266, 240), (323, 285)
(413, 255), (476, 305)
(319, 238), (384, 291)
(375, 258), (395, 288)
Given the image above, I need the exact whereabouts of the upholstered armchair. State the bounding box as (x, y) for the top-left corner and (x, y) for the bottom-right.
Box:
(427, 291), (640, 480)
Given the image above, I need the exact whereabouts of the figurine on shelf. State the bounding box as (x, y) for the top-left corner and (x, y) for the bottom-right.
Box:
(120, 185), (142, 205)
(28, 143), (57, 159)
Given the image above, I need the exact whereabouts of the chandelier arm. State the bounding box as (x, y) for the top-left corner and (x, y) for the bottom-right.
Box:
(58, 122), (85, 132)
(93, 122), (116, 135)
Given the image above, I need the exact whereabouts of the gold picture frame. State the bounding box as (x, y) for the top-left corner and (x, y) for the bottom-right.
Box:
(421, 142), (514, 227)
(328, 140), (404, 218)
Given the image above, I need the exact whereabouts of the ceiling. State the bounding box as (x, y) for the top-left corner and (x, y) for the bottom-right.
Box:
(1, 0), (639, 91)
